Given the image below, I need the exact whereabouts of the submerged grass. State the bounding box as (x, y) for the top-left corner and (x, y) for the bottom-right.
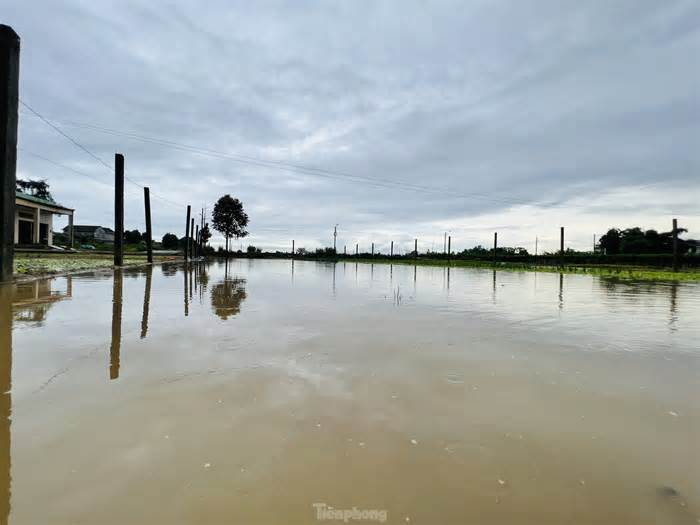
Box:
(336, 257), (700, 282)
(14, 253), (180, 277)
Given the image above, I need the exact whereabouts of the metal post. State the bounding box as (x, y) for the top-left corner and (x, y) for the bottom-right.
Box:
(143, 187), (153, 263)
(0, 25), (19, 282)
(114, 154), (124, 266)
(185, 205), (191, 260)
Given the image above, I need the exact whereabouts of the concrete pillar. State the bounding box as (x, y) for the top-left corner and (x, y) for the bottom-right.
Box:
(68, 213), (74, 248)
(32, 207), (40, 243)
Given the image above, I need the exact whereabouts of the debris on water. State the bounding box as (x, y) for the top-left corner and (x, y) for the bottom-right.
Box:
(217, 399), (222, 404)
(410, 439), (418, 445)
(498, 479), (506, 486)
(391, 394), (398, 399)
(316, 423), (322, 428)
(668, 411), (679, 417)
(204, 463), (211, 468)
(579, 480), (586, 486)
(358, 442), (365, 447)
(164, 435), (169, 439)
(658, 485), (679, 497)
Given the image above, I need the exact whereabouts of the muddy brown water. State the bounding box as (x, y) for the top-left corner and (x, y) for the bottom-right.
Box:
(0, 260), (698, 524)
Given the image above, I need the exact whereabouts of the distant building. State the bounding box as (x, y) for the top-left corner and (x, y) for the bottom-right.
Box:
(15, 191), (74, 246)
(63, 225), (115, 244)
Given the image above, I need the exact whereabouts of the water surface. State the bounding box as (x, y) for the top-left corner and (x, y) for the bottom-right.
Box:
(1, 260), (699, 524)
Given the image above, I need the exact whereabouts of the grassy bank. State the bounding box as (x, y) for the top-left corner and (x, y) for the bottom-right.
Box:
(14, 253), (182, 278)
(323, 256), (700, 282)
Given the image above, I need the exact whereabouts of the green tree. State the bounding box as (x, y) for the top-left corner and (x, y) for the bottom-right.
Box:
(199, 223), (212, 247)
(212, 195), (249, 253)
(16, 179), (55, 202)
(598, 228), (621, 254)
(124, 229), (142, 244)
(161, 233), (179, 249)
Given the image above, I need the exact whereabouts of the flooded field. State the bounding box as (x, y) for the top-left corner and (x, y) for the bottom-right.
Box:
(1, 259), (698, 524)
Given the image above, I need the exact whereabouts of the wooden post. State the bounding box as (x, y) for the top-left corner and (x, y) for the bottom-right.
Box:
(493, 232), (497, 264)
(672, 218), (679, 272)
(344, 245), (346, 255)
(355, 243), (358, 256)
(371, 242), (374, 256)
(190, 218), (195, 259)
(560, 226), (565, 266)
(184, 205), (191, 260)
(143, 187), (153, 263)
(292, 239), (295, 257)
(0, 26), (19, 281)
(414, 238), (418, 258)
(114, 153), (124, 266)
(195, 225), (199, 259)
(448, 235), (451, 258)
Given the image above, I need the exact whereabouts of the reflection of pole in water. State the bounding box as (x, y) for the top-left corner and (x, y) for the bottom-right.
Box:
(669, 281), (678, 330)
(492, 269), (496, 303)
(355, 262), (358, 284)
(189, 264), (194, 301)
(370, 264), (374, 283)
(447, 266), (450, 291)
(183, 264), (189, 317)
(558, 273), (564, 312)
(413, 265), (417, 294)
(390, 264), (393, 284)
(291, 259), (295, 284)
(0, 285), (13, 525)
(332, 263), (336, 296)
(110, 271), (123, 380)
(140, 266), (152, 339)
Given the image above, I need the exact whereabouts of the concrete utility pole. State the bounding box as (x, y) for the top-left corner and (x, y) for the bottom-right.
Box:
(143, 187), (153, 263)
(114, 154), (124, 266)
(0, 25), (19, 282)
(184, 205), (191, 260)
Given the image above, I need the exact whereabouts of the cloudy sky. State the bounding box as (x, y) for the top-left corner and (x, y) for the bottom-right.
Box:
(5, 0), (699, 253)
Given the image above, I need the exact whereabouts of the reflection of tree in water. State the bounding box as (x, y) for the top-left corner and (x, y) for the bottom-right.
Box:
(210, 277), (247, 320)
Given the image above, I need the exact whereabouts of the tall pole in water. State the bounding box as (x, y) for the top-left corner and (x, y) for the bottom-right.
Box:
(143, 187), (153, 263)
(333, 224), (338, 253)
(0, 25), (19, 282)
(114, 154), (124, 266)
(184, 205), (191, 260)
(493, 232), (497, 265)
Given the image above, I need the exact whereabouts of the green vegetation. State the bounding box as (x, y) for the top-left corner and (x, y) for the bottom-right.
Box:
(338, 257), (700, 282)
(13, 253), (180, 277)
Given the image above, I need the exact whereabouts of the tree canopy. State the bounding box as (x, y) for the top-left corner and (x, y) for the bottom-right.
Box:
(598, 227), (689, 254)
(16, 179), (55, 202)
(161, 233), (179, 249)
(212, 195), (248, 251)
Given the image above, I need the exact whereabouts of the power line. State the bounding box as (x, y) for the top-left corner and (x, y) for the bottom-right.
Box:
(20, 100), (186, 211)
(20, 100), (113, 171)
(53, 118), (565, 208)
